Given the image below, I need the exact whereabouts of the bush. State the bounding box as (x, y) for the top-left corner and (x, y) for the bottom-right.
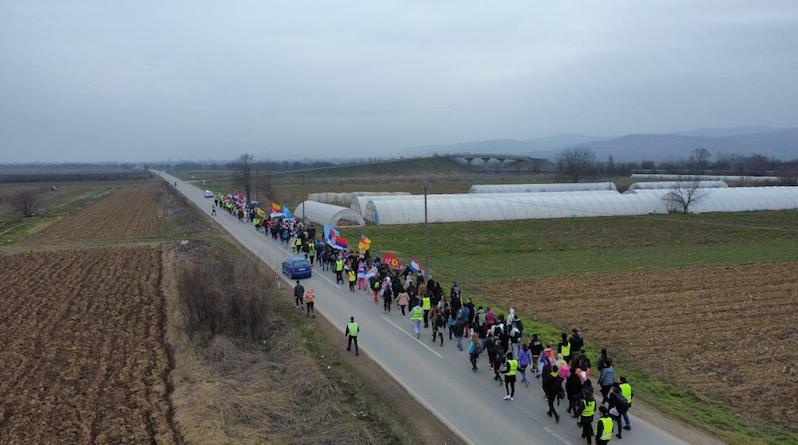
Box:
(178, 251), (275, 343)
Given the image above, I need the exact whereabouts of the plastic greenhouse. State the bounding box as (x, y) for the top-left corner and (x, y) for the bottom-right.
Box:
(469, 182), (617, 194)
(630, 174), (780, 183)
(365, 193), (668, 225)
(294, 201), (365, 226)
(352, 191), (621, 219)
(307, 191), (409, 205)
(626, 181), (728, 192)
(633, 187), (798, 214)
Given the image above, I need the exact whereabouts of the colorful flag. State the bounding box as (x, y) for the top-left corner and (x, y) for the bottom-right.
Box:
(271, 203), (282, 214)
(381, 252), (402, 270)
(330, 234), (349, 250)
(282, 205), (292, 219)
(324, 225), (340, 241)
(409, 259), (424, 274)
(358, 235), (371, 252)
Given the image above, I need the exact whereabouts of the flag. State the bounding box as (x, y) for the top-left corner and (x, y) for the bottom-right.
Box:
(271, 203), (282, 213)
(330, 234), (349, 250)
(324, 225), (340, 241)
(282, 205), (292, 219)
(358, 235), (371, 252)
(382, 252), (402, 270)
(409, 259), (424, 274)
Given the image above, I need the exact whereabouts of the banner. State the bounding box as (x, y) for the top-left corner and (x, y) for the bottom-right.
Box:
(358, 235), (371, 252)
(408, 258), (424, 274)
(382, 251), (402, 270)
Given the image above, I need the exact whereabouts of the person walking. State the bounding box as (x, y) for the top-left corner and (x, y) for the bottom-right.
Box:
(607, 384), (629, 439)
(421, 294), (432, 328)
(579, 389), (597, 445)
(335, 256), (344, 284)
(382, 284), (393, 314)
(509, 322), (522, 358)
(570, 328), (584, 354)
(566, 366), (583, 418)
(410, 304), (424, 339)
(502, 352), (519, 401)
(396, 289), (409, 316)
(293, 280), (305, 309)
(467, 334), (480, 372)
(518, 344), (532, 387)
(211, 206), (216, 216)
(530, 334), (543, 378)
(558, 332), (572, 364)
(348, 269), (356, 292)
(618, 376), (633, 431)
(431, 309), (445, 346)
(543, 364), (563, 422)
(598, 359), (616, 404)
(345, 316), (359, 355)
(304, 289), (316, 318)
(596, 406), (614, 445)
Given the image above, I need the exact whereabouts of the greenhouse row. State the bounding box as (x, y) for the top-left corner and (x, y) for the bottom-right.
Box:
(630, 173), (781, 183)
(307, 191), (409, 205)
(625, 180), (728, 192)
(633, 186), (798, 214)
(468, 182), (617, 193)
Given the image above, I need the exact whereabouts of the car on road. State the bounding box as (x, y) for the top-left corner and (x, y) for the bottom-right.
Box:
(203, 189), (213, 198)
(282, 257), (312, 279)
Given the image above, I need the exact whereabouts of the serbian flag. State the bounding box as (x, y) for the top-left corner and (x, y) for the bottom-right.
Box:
(382, 252), (403, 269)
(324, 225), (340, 241)
(409, 259), (424, 274)
(358, 235), (371, 252)
(330, 234), (349, 250)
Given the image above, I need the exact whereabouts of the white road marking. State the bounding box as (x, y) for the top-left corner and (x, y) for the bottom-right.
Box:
(381, 315), (444, 358)
(544, 427), (574, 445)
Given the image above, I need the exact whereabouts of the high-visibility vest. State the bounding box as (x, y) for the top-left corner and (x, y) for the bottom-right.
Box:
(620, 383), (632, 405)
(347, 322), (359, 337)
(335, 260), (344, 271)
(561, 341), (571, 357)
(348, 270), (356, 282)
(581, 399), (596, 417)
(295, 238), (302, 246)
(422, 296), (431, 310)
(308, 244), (316, 256)
(373, 280), (381, 290)
(410, 306), (424, 320)
(505, 359), (518, 376)
(599, 417), (613, 441)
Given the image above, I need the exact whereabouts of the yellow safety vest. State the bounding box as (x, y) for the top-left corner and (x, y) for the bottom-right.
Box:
(422, 296), (431, 310)
(295, 238), (302, 246)
(581, 399), (595, 417)
(410, 306), (424, 320)
(620, 383), (632, 405)
(347, 322), (359, 337)
(599, 417), (613, 441)
(505, 359), (518, 376)
(335, 260), (344, 271)
(348, 270), (356, 281)
(560, 341), (571, 357)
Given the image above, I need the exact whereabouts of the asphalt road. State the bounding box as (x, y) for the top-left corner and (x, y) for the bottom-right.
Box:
(158, 171), (687, 445)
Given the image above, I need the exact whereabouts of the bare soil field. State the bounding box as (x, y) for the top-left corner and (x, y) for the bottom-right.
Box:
(0, 247), (176, 444)
(479, 261), (798, 431)
(32, 184), (164, 242)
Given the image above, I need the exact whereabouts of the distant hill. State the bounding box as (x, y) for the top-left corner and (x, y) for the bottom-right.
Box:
(399, 127), (798, 162)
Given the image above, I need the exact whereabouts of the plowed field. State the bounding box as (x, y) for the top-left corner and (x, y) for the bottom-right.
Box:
(479, 261), (798, 430)
(32, 184), (163, 242)
(0, 247), (177, 444)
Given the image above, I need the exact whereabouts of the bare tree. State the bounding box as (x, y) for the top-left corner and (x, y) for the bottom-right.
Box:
(253, 164), (279, 202)
(689, 148), (711, 172)
(232, 153), (254, 203)
(557, 147), (596, 182)
(664, 178), (706, 214)
(10, 189), (43, 217)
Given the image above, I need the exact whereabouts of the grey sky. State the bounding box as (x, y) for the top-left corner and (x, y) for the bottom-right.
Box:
(1, 0), (797, 162)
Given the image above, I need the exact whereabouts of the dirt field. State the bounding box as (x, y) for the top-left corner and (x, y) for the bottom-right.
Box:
(479, 261), (798, 431)
(32, 184), (164, 242)
(0, 247), (177, 444)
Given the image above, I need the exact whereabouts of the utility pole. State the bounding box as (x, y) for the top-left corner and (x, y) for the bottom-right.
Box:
(424, 185), (429, 276)
(301, 174), (306, 221)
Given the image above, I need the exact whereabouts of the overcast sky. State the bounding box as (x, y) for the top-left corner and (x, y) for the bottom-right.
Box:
(1, 1), (797, 162)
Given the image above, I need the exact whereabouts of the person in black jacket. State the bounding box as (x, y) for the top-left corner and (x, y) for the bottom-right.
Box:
(293, 280), (304, 309)
(607, 384), (629, 439)
(570, 328), (584, 354)
(565, 369), (583, 418)
(543, 365), (563, 422)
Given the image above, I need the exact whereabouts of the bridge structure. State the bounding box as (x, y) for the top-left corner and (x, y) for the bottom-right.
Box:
(443, 153), (544, 168)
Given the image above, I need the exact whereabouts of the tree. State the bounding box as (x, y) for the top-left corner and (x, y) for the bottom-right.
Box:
(254, 164), (279, 202)
(232, 154), (254, 203)
(557, 147), (596, 182)
(10, 189), (43, 217)
(664, 178), (706, 214)
(689, 148), (711, 172)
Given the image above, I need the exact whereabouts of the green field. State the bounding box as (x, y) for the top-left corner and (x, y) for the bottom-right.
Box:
(341, 210), (798, 285)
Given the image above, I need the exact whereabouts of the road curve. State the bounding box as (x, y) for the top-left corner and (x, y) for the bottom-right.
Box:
(157, 171), (687, 445)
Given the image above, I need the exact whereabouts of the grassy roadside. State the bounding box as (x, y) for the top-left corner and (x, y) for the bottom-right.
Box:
(340, 212), (798, 445)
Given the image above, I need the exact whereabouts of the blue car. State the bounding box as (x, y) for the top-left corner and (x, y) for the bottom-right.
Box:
(282, 256), (312, 279)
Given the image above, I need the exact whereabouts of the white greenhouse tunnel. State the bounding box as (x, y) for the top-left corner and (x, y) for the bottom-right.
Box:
(365, 193), (669, 225)
(633, 187), (798, 214)
(630, 174), (781, 183)
(307, 191), (409, 205)
(468, 182), (617, 193)
(351, 190), (622, 218)
(625, 181), (728, 192)
(294, 201), (365, 226)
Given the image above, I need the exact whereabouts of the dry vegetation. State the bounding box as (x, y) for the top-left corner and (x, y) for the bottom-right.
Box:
(479, 261), (798, 431)
(32, 184), (164, 242)
(165, 244), (408, 445)
(0, 247), (176, 444)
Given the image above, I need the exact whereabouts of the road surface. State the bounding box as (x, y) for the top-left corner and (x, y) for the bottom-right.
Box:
(158, 171), (688, 445)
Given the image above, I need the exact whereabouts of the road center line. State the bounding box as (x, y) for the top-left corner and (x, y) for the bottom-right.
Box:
(544, 427), (574, 445)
